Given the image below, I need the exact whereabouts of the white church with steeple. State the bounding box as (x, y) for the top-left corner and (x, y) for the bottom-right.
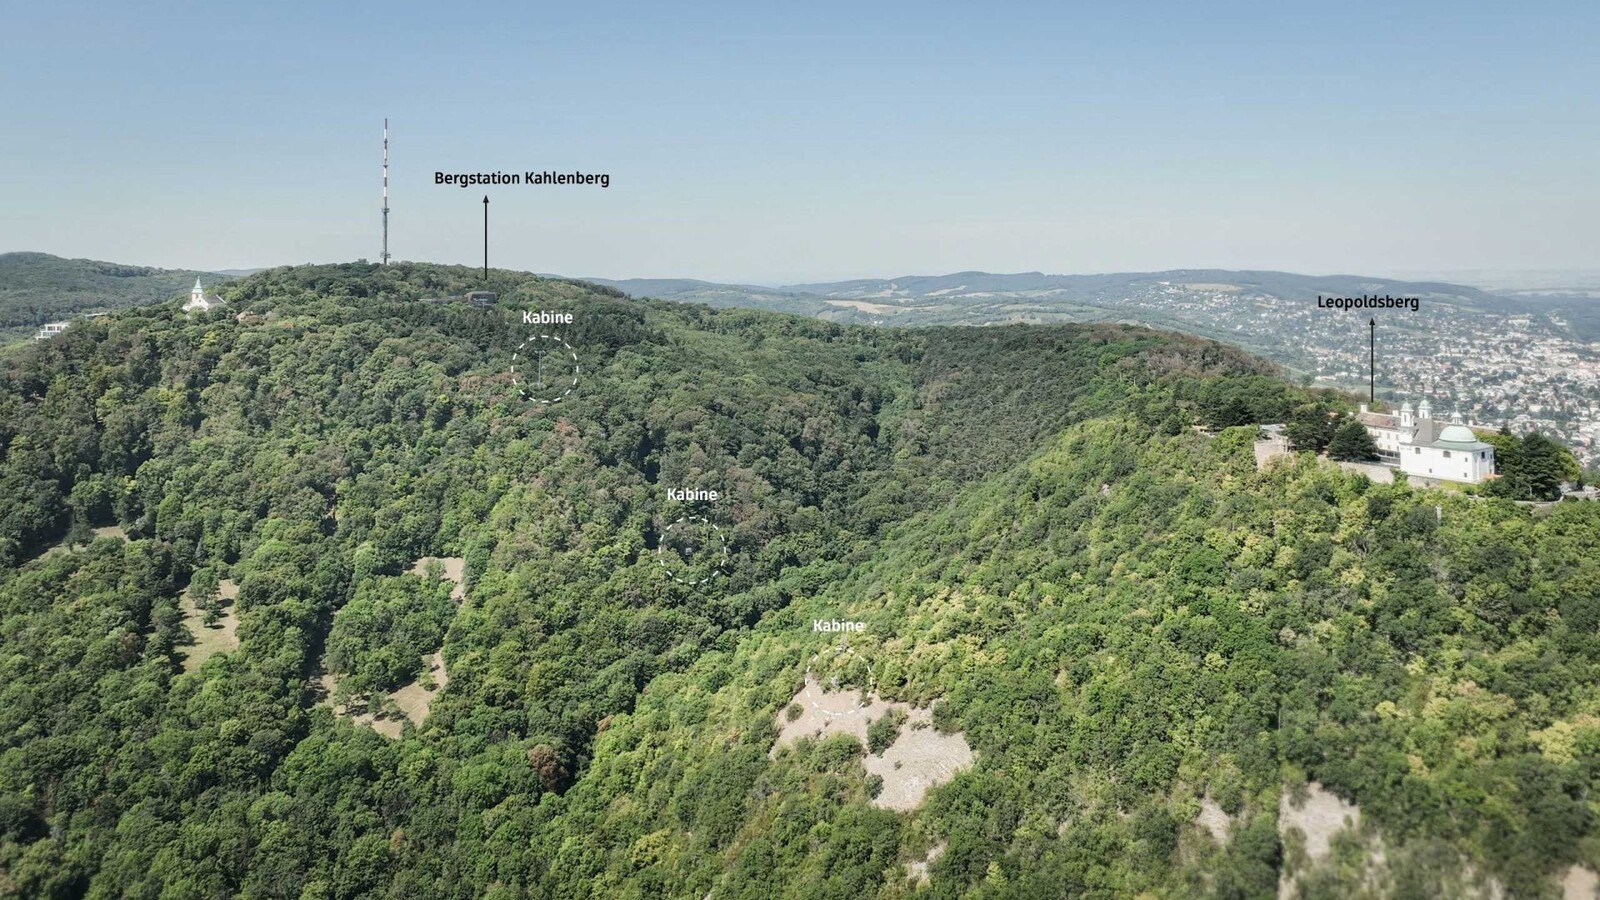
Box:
(182, 278), (221, 313)
(1356, 397), (1495, 483)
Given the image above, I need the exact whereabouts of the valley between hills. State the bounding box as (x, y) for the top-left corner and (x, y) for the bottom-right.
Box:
(2, 263), (1598, 898)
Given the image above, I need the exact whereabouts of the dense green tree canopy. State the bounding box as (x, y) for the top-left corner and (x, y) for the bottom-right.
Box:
(1487, 430), (1582, 501)
(0, 262), (1593, 898)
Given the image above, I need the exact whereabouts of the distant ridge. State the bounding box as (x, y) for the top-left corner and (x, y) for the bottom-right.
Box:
(0, 251), (233, 342)
(577, 276), (834, 317)
(582, 268), (1504, 305)
(778, 269), (1506, 303)
(573, 268), (1513, 328)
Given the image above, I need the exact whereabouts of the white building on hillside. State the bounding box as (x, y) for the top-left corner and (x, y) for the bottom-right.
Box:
(1357, 397), (1495, 483)
(182, 278), (222, 313)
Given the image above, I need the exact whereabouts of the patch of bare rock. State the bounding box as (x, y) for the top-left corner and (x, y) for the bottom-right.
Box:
(1195, 794), (1232, 843)
(774, 675), (972, 812)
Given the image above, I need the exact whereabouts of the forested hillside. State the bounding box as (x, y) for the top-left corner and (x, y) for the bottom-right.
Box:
(0, 262), (1593, 898)
(560, 424), (1600, 897)
(0, 252), (230, 343)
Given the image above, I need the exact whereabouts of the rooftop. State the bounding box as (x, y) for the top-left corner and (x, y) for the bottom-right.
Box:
(1428, 423), (1493, 450)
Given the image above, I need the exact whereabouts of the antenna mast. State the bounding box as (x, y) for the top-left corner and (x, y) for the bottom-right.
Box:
(381, 118), (391, 265)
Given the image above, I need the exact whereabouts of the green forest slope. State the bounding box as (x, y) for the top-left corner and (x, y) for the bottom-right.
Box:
(0, 263), (1592, 898)
(553, 423), (1600, 898)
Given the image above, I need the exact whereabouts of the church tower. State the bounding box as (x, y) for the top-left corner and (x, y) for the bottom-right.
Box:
(1400, 401), (1415, 428)
(182, 278), (218, 314)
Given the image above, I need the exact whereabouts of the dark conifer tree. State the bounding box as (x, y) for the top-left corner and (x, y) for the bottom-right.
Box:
(1326, 418), (1379, 461)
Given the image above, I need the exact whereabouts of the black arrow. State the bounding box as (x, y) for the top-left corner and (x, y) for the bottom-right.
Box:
(482, 195), (489, 282)
(1369, 318), (1376, 403)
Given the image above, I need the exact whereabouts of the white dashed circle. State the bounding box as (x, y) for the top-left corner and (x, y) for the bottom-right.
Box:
(802, 642), (877, 717)
(511, 334), (579, 404)
(655, 516), (729, 585)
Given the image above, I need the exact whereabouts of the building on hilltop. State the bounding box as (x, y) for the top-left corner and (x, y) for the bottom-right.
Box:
(34, 312), (105, 340)
(34, 321), (69, 340)
(1357, 397), (1495, 483)
(182, 278), (222, 313)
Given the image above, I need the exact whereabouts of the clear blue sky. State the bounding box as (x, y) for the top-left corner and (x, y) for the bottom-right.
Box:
(2, 0), (1596, 283)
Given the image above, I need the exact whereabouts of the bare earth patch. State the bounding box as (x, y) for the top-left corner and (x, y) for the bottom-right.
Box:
(34, 524), (128, 561)
(410, 556), (466, 601)
(1564, 865), (1600, 900)
(775, 674), (897, 748)
(774, 676), (972, 811)
(1277, 783), (1510, 898)
(905, 841), (946, 884)
(317, 558), (460, 737)
(1281, 782), (1360, 866)
(863, 707), (974, 811)
(389, 650), (448, 725)
(1196, 795), (1232, 843)
(1279, 782), (1364, 899)
(176, 578), (239, 672)
(320, 648), (447, 739)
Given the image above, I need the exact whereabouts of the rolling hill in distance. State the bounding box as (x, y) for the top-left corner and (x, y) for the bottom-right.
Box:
(585, 268), (1521, 334)
(8, 250), (1521, 344)
(0, 250), (1537, 340)
(0, 251), (232, 343)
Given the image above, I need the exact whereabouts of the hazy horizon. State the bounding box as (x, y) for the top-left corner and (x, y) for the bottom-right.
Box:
(14, 248), (1600, 295)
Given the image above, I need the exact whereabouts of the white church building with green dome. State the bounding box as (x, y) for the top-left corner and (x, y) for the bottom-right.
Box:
(1356, 397), (1496, 484)
(181, 278), (221, 313)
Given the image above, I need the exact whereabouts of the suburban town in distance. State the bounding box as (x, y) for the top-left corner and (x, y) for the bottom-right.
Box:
(1138, 281), (1600, 467)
